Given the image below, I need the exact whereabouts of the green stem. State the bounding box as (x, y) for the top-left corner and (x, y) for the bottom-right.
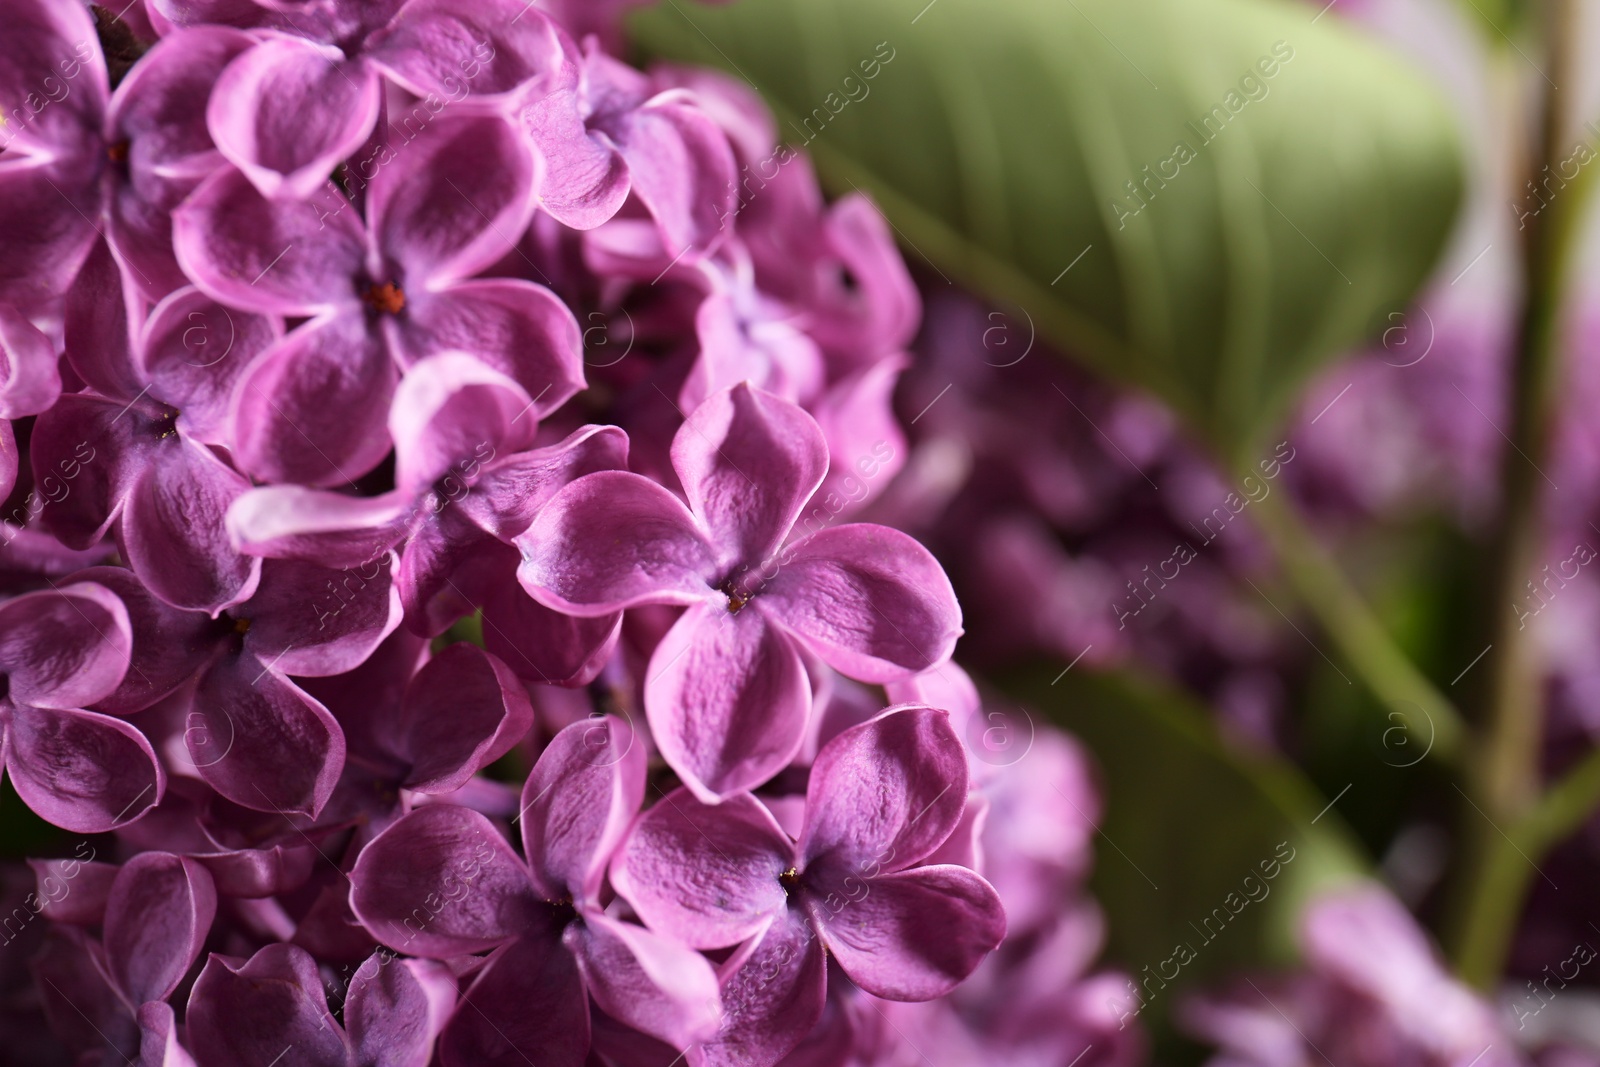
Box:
(1446, 0), (1587, 988)
(1251, 489), (1466, 767)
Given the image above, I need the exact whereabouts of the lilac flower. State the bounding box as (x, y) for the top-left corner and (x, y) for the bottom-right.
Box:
(1180, 884), (1520, 1067)
(349, 714), (722, 1065)
(0, 580), (162, 831)
(521, 36), (737, 257)
(0, 1), (253, 303)
(610, 705), (1007, 1067)
(226, 352), (624, 682)
(76, 559), (401, 816)
(518, 382), (962, 800)
(33, 243), (278, 613)
(174, 113), (584, 486)
(179, 0), (568, 200)
(0, 304), (64, 419)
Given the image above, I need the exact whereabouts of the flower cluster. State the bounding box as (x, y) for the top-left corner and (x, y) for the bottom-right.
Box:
(0, 1), (1152, 1064)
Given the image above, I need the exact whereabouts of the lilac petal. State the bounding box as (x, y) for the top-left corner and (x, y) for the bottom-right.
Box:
(29, 394), (134, 551)
(367, 114), (537, 287)
(396, 506), (502, 634)
(193, 842), (317, 899)
(684, 290), (825, 411)
(367, 0), (567, 102)
(33, 927), (138, 1061)
(243, 556), (403, 676)
(461, 424), (628, 540)
(517, 471), (716, 614)
(520, 714), (643, 902)
(760, 524), (962, 682)
(808, 865), (1005, 1001)
(120, 441), (261, 613)
(138, 1001), (198, 1067)
(208, 35), (380, 200)
(6, 705), (163, 832)
(673, 382), (827, 568)
(230, 312), (397, 486)
(28, 855), (120, 924)
(439, 931), (590, 1067)
(346, 955), (457, 1067)
(139, 286), (282, 444)
(810, 355), (907, 512)
(799, 706), (968, 876)
(612, 788), (791, 950)
(0, 582), (132, 709)
(646, 602), (811, 802)
(0, 305), (62, 417)
(389, 352), (535, 496)
(189, 655), (344, 816)
(0, 159), (98, 308)
(187, 944), (352, 1067)
(705, 911), (828, 1067)
(63, 236), (144, 400)
(810, 194), (921, 359)
(609, 95), (737, 258)
(0, 0), (105, 155)
(400, 643), (533, 794)
(75, 566), (217, 715)
(396, 279), (586, 414)
(174, 167), (363, 316)
(227, 486), (413, 569)
(570, 911), (722, 1048)
(481, 579), (621, 688)
(349, 804), (537, 956)
(104, 852), (217, 1005)
(521, 86), (631, 231)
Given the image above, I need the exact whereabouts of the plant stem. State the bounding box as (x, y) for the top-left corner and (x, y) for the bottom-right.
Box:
(1251, 489), (1466, 767)
(1446, 0), (1586, 988)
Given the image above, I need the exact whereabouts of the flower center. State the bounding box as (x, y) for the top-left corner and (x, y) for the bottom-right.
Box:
(778, 866), (801, 892)
(106, 140), (129, 164)
(232, 617), (251, 635)
(719, 578), (751, 614)
(153, 406), (179, 439)
(361, 280), (406, 315)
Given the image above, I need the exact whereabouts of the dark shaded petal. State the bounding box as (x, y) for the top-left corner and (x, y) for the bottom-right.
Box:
(569, 911), (722, 1049)
(346, 954), (456, 1067)
(399, 643), (533, 794)
(439, 931), (590, 1067)
(349, 803), (537, 957)
(104, 852), (217, 1005)
(187, 944), (351, 1066)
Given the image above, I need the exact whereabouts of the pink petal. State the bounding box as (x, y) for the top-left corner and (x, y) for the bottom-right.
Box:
(0, 304), (62, 418)
(459, 423), (629, 541)
(29, 393), (136, 551)
(0, 582), (133, 710)
(137, 1001), (198, 1067)
(6, 705), (163, 832)
(120, 440), (261, 614)
(242, 556), (403, 677)
(0, 0), (105, 157)
(366, 0), (568, 102)
(139, 286), (282, 445)
(612, 788), (791, 950)
(517, 470), (717, 614)
(519, 714), (644, 902)
(809, 354), (908, 513)
(367, 113), (538, 287)
(174, 167), (364, 317)
(759, 524), (961, 682)
(207, 35), (380, 200)
(388, 352), (536, 496)
(349, 804), (537, 957)
(75, 565), (218, 716)
(673, 382), (827, 569)
(570, 911), (722, 1048)
(703, 910), (828, 1067)
(189, 655), (344, 816)
(230, 312), (397, 487)
(439, 932), (590, 1067)
(227, 485), (414, 569)
(28, 854), (120, 925)
(346, 955), (457, 1067)
(480, 579), (621, 688)
(799, 706), (968, 876)
(395, 278), (586, 415)
(63, 236), (144, 400)
(399, 643), (533, 794)
(0, 158), (98, 308)
(104, 852), (217, 1005)
(646, 602), (811, 802)
(187, 944), (352, 1066)
(609, 95), (737, 258)
(521, 85), (631, 231)
(807, 865), (1005, 1001)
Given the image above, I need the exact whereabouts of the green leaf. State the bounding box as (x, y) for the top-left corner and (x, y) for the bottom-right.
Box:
(998, 666), (1367, 1049)
(631, 0), (1465, 463)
